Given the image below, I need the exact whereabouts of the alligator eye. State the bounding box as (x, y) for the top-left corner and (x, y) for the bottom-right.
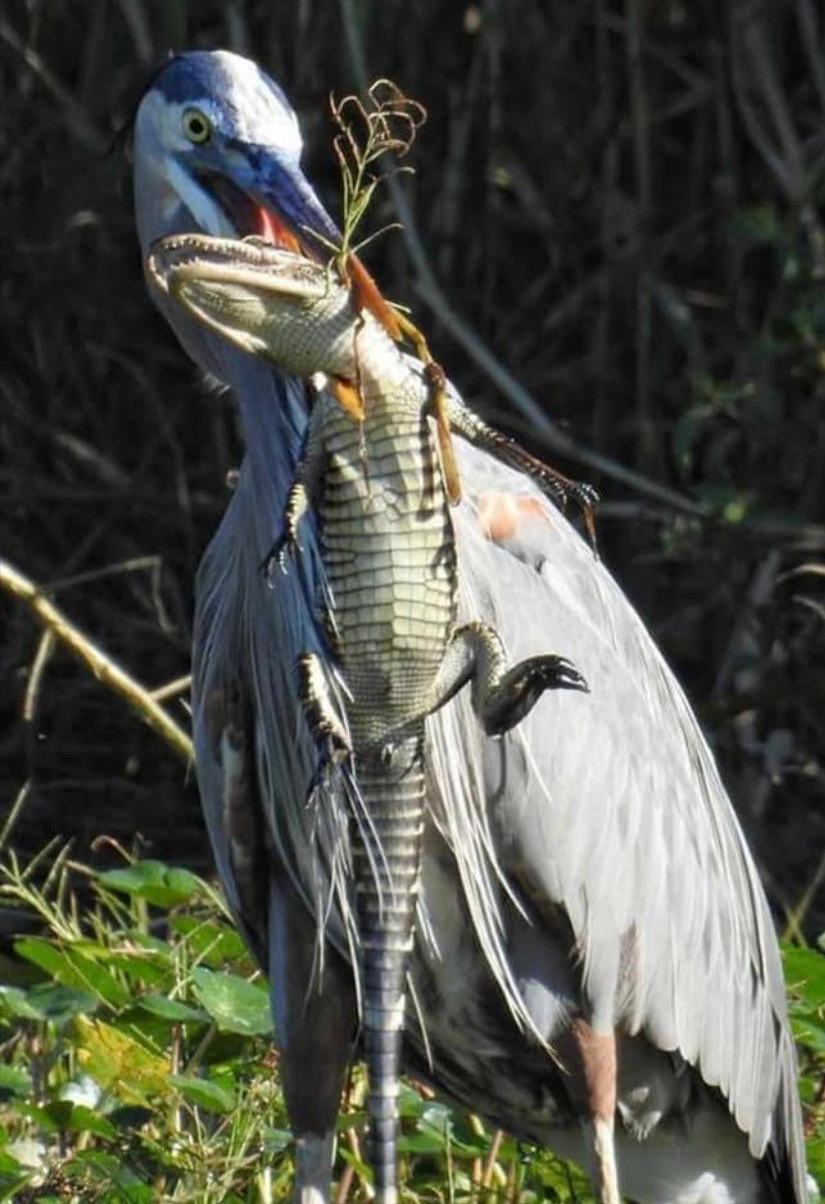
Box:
(182, 107), (211, 144)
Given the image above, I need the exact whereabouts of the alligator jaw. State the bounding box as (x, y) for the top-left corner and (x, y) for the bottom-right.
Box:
(147, 234), (330, 298)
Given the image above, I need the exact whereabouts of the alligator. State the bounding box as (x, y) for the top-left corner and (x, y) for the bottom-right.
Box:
(147, 234), (590, 1204)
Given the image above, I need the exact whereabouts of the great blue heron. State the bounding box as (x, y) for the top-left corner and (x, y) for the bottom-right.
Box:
(132, 49), (807, 1204)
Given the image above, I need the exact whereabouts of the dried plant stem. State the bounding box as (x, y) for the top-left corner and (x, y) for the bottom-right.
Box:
(1, 558), (193, 764)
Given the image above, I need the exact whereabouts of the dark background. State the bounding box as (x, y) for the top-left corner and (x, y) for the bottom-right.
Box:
(1, 0), (823, 936)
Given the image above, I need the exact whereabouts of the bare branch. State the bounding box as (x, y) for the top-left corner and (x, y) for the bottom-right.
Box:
(1, 558), (193, 764)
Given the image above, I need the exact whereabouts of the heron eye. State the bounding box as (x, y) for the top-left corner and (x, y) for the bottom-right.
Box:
(182, 107), (211, 144)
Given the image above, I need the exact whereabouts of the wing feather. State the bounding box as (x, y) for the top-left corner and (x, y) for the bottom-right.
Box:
(442, 440), (804, 1193)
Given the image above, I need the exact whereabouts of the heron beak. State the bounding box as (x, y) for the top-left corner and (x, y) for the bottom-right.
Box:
(193, 171), (302, 251)
(198, 152), (340, 260)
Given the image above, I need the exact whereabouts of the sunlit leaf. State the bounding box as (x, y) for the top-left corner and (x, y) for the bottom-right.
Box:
(190, 968), (273, 1036)
(97, 861), (203, 908)
(783, 946), (825, 1009)
(170, 915), (248, 966)
(0, 1064), (31, 1098)
(135, 993), (208, 1023)
(169, 1073), (235, 1114)
(13, 939), (130, 1008)
(73, 1016), (171, 1106)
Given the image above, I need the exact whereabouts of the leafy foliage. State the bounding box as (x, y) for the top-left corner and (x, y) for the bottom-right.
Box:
(0, 851), (823, 1202)
(0, 850), (617, 1204)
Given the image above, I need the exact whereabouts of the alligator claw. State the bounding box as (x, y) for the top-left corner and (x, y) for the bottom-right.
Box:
(261, 535), (300, 586)
(482, 652), (589, 736)
(569, 481), (600, 512)
(542, 655), (589, 693)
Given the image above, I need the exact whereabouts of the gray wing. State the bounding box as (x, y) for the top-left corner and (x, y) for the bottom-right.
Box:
(428, 438), (804, 1195)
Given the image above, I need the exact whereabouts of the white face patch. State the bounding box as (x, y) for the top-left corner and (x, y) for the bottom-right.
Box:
(135, 88), (196, 158)
(134, 90), (232, 237)
(165, 157), (234, 237)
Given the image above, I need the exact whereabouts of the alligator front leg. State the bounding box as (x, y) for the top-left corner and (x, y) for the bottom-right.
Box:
(263, 406), (326, 581)
(426, 620), (588, 735)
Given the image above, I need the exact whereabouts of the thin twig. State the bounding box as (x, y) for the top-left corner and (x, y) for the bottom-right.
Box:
(730, 5), (794, 198)
(797, 0), (825, 116)
(1, 558), (193, 764)
(149, 674), (193, 703)
(23, 629), (57, 724)
(0, 783), (32, 855)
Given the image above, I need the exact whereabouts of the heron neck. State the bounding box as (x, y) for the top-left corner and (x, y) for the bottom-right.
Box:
(220, 348), (309, 538)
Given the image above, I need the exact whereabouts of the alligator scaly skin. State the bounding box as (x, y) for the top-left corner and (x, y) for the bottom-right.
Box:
(305, 343), (454, 1203)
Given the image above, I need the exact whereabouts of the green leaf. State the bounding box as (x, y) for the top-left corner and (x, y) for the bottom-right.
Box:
(262, 1128), (293, 1154)
(397, 1131), (446, 1155)
(13, 939), (130, 1009)
(97, 861), (202, 907)
(66, 1150), (154, 1202)
(2, 981), (98, 1024)
(101, 952), (172, 990)
(169, 916), (248, 966)
(135, 993), (208, 1023)
(0, 984), (44, 1021)
(66, 1105), (117, 1140)
(791, 1014), (825, 1054)
(190, 968), (273, 1036)
(783, 945), (825, 1006)
(0, 1064), (31, 1098)
(74, 1016), (172, 1106)
(169, 1073), (236, 1114)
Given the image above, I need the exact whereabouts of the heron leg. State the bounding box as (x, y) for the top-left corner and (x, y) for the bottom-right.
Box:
(268, 870), (358, 1204)
(425, 620), (588, 735)
(297, 652), (352, 763)
(571, 1020), (621, 1204)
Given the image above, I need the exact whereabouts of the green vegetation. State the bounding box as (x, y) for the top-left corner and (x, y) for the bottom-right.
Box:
(0, 848), (823, 1203)
(0, 850), (587, 1203)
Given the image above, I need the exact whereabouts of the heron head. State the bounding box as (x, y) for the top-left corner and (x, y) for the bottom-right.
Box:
(133, 50), (339, 259)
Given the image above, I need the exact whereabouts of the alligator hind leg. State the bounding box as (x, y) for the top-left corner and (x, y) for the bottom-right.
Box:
(297, 652), (352, 763)
(426, 621), (588, 736)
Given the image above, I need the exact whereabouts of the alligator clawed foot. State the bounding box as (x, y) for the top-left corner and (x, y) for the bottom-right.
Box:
(482, 654), (589, 736)
(568, 481), (599, 513)
(261, 535), (300, 586)
(540, 654), (589, 693)
(567, 482), (600, 555)
(325, 731), (352, 766)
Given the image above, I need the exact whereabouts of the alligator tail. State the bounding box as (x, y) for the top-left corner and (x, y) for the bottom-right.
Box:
(352, 736), (425, 1204)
